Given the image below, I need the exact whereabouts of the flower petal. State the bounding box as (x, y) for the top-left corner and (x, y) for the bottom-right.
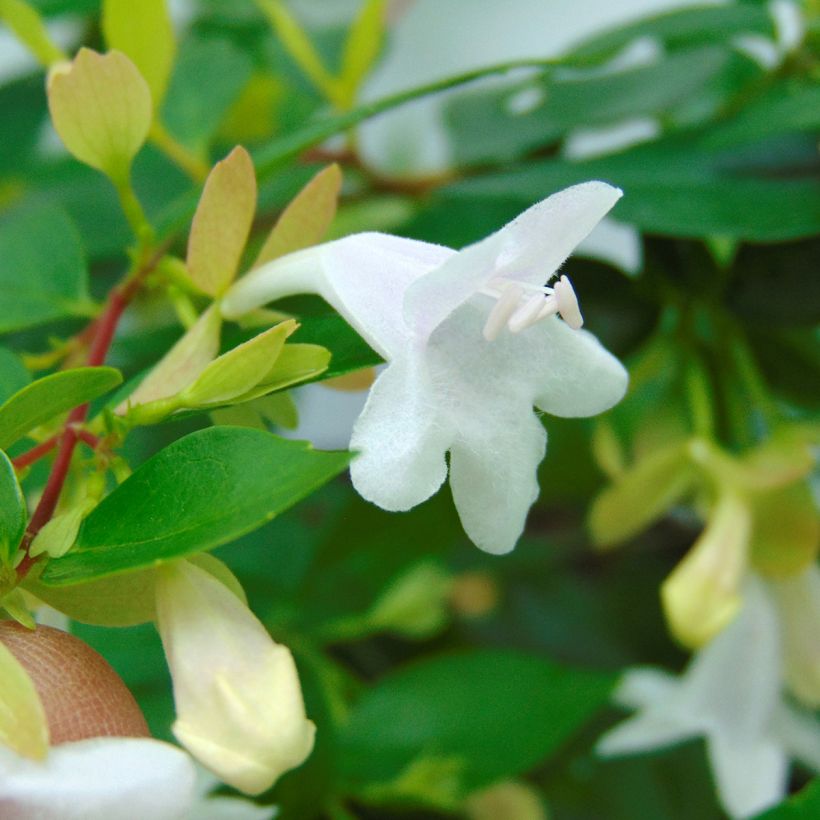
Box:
(404, 182), (622, 340)
(448, 410), (545, 554)
(0, 737), (196, 820)
(222, 233), (453, 359)
(596, 711), (699, 758)
(706, 735), (788, 819)
(350, 356), (452, 510)
(528, 318), (628, 417)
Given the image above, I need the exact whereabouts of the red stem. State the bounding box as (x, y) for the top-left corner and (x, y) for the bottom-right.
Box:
(16, 269), (153, 581)
(12, 436), (59, 470)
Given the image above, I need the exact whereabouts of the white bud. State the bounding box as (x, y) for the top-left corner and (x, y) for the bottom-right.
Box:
(155, 560), (315, 794)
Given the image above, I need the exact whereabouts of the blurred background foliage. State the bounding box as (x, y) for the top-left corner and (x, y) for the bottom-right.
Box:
(0, 0), (818, 817)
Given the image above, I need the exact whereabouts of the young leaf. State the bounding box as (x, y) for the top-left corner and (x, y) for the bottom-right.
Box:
(228, 343), (331, 404)
(0, 205), (91, 334)
(186, 146), (257, 297)
(0, 0), (65, 66)
(0, 450), (26, 566)
(338, 0), (385, 107)
(47, 48), (153, 183)
(253, 164), (342, 267)
(0, 367), (122, 451)
(39, 427), (350, 585)
(180, 320), (297, 406)
(339, 650), (615, 794)
(122, 305), (222, 408)
(102, 0), (175, 107)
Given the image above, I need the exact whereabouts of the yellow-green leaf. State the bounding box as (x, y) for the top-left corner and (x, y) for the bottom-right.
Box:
(0, 0), (65, 66)
(123, 305), (222, 409)
(588, 442), (696, 548)
(253, 163), (342, 267)
(234, 343), (331, 403)
(0, 636), (48, 759)
(47, 48), (152, 182)
(186, 146), (257, 296)
(749, 481), (819, 576)
(338, 0), (385, 107)
(102, 0), (175, 107)
(180, 320), (297, 407)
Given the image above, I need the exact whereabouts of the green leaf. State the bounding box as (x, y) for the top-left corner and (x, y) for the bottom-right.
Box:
(39, 427), (350, 585)
(339, 650), (615, 794)
(569, 4), (773, 63)
(0, 205), (92, 333)
(161, 34), (253, 152)
(0, 348), (31, 405)
(755, 780), (820, 819)
(339, 0), (385, 107)
(0, 367), (122, 451)
(0, 450), (26, 566)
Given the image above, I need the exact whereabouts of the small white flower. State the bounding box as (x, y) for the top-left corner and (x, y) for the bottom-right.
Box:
(597, 577), (820, 819)
(154, 560), (315, 795)
(0, 736), (197, 820)
(223, 182), (628, 553)
(0, 737), (277, 820)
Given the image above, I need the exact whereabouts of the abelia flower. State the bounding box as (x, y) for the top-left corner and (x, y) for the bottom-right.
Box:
(223, 182), (628, 553)
(597, 577), (820, 819)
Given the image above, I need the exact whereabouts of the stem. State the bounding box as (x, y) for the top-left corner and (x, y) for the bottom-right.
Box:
(113, 173), (153, 243)
(149, 121), (210, 182)
(15, 256), (160, 582)
(12, 436), (59, 470)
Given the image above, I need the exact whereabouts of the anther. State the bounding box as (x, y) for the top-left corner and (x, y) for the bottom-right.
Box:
(482, 282), (524, 341)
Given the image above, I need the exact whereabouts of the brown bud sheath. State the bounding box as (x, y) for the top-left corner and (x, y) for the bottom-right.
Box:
(0, 621), (150, 743)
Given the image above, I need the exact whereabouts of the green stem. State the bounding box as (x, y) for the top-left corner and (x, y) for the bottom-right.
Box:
(149, 121), (210, 182)
(113, 173), (153, 245)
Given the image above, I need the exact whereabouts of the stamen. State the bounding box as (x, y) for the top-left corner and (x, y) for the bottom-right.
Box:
(482, 282), (523, 341)
(553, 275), (583, 329)
(508, 293), (547, 333)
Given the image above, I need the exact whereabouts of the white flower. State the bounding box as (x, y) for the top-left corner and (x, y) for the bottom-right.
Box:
(223, 182), (628, 553)
(0, 736), (196, 820)
(0, 737), (277, 820)
(154, 560), (315, 795)
(597, 577), (820, 819)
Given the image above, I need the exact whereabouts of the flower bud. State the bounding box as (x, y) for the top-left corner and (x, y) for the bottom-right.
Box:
(661, 493), (751, 648)
(154, 560), (315, 794)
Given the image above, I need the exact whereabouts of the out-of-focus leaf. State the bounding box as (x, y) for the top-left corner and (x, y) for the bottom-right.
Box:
(0, 204), (91, 333)
(186, 145), (256, 296)
(0, 367), (122, 450)
(252, 163), (341, 266)
(443, 127), (820, 240)
(0, 0), (65, 65)
(568, 4), (773, 63)
(0, 75), (48, 174)
(102, 0), (175, 106)
(749, 481), (819, 577)
(0, 451), (26, 565)
(39, 427), (350, 585)
(446, 46), (751, 166)
(339, 650), (615, 795)
(0, 637), (48, 760)
(161, 34), (253, 152)
(589, 442), (696, 548)
(0, 349), (31, 404)
(338, 0), (385, 107)
(755, 780), (820, 819)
